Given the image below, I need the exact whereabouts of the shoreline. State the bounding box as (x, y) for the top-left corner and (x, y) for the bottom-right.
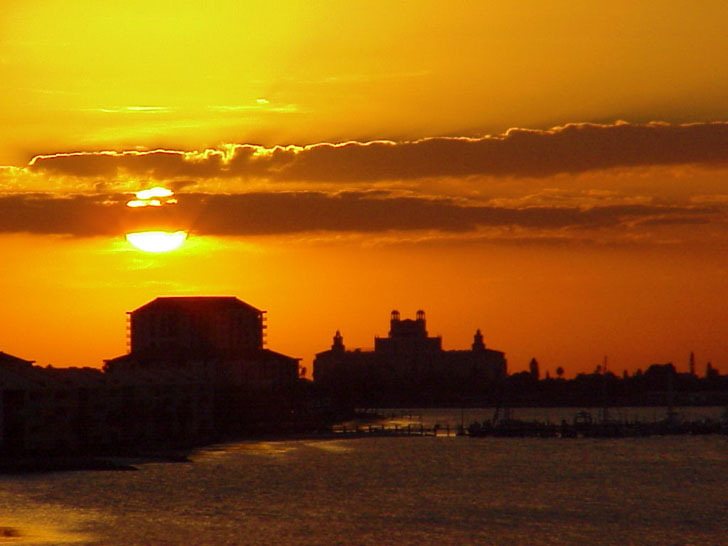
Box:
(2, 405), (725, 474)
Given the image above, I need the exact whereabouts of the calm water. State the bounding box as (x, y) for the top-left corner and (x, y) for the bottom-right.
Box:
(1, 408), (727, 545)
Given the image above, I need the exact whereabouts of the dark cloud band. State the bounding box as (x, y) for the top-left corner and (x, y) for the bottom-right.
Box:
(27, 122), (728, 181)
(0, 192), (716, 238)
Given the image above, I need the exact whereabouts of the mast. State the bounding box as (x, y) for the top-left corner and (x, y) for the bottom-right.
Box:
(667, 364), (677, 423)
(601, 356), (609, 423)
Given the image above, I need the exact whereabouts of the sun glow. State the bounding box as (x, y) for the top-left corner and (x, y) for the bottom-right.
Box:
(127, 187), (177, 208)
(126, 231), (187, 253)
(135, 187), (174, 200)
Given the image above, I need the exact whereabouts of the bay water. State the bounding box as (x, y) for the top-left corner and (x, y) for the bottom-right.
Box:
(1, 408), (727, 545)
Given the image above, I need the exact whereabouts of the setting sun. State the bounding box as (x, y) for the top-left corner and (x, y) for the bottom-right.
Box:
(125, 231), (188, 253)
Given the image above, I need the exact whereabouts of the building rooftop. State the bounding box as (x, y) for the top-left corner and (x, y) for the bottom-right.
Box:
(130, 296), (263, 315)
(0, 350), (34, 366)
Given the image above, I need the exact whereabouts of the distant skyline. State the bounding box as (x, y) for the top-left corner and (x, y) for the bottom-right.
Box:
(2, 1), (728, 376)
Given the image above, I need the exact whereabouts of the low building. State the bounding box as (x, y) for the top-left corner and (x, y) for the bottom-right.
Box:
(314, 310), (507, 406)
(0, 351), (215, 454)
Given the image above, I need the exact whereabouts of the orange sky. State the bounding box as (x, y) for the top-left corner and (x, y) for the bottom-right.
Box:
(2, 1), (728, 377)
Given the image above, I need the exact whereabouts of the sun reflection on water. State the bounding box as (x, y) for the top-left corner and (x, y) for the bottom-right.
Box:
(0, 513), (95, 545)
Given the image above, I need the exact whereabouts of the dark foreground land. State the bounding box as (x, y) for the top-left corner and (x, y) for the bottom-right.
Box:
(4, 404), (728, 475)
(0, 456), (139, 474)
(325, 364), (728, 409)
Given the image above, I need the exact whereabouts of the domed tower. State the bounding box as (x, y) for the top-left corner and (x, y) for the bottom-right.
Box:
(332, 330), (345, 352)
(472, 329), (485, 351)
(416, 309), (426, 326)
(389, 309), (401, 333)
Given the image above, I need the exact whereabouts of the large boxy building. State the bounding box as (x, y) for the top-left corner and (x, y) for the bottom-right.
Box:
(127, 296), (265, 358)
(314, 310), (507, 404)
(104, 297), (300, 394)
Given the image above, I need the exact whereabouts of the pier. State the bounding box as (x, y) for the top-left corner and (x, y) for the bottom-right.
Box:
(332, 423), (458, 437)
(329, 410), (728, 439)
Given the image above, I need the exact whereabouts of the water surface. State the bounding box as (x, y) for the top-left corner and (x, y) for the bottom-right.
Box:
(1, 410), (727, 545)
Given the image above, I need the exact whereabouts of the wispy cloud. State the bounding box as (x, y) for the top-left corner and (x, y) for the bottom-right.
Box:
(206, 103), (298, 113)
(83, 106), (173, 114)
(293, 70), (431, 85)
(80, 103), (298, 116)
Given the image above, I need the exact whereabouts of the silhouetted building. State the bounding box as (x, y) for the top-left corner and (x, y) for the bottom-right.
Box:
(103, 296), (301, 433)
(128, 296), (265, 358)
(0, 297), (305, 455)
(0, 348), (216, 454)
(314, 310), (507, 405)
(529, 358), (540, 380)
(104, 297), (299, 394)
(0, 351), (34, 368)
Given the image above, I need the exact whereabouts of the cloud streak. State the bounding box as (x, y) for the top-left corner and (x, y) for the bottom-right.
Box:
(0, 191), (718, 241)
(27, 121), (728, 182)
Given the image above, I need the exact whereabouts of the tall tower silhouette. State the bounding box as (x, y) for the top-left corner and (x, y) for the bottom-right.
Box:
(472, 329), (485, 351)
(332, 330), (345, 352)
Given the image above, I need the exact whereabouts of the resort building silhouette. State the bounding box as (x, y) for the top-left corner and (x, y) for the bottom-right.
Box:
(314, 310), (507, 406)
